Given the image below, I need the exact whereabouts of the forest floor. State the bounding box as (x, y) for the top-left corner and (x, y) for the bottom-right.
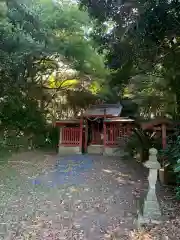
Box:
(0, 151), (179, 239)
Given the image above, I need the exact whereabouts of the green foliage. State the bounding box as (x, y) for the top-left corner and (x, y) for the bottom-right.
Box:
(0, 1), (7, 18)
(0, 0), (107, 156)
(125, 133), (146, 160)
(161, 132), (180, 166)
(79, 0), (180, 118)
(160, 129), (180, 198)
(121, 125), (162, 162)
(123, 127), (152, 162)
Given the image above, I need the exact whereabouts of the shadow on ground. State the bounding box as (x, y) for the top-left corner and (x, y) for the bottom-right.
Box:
(0, 152), (153, 239)
(33, 155), (93, 186)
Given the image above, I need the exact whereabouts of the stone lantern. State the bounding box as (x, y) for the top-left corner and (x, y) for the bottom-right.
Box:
(137, 148), (162, 226)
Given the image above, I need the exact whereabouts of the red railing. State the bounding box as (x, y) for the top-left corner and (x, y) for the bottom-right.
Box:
(61, 127), (80, 145)
(105, 124), (131, 146)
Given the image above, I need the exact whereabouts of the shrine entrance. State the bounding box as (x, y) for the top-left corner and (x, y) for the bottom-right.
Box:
(87, 118), (103, 146)
(83, 117), (103, 155)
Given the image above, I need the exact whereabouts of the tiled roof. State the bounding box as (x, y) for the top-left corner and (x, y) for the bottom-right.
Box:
(56, 119), (80, 125)
(84, 103), (122, 117)
(104, 117), (135, 122)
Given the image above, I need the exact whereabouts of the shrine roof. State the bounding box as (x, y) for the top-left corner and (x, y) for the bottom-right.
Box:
(104, 117), (135, 122)
(84, 103), (123, 117)
(140, 118), (173, 130)
(56, 119), (80, 126)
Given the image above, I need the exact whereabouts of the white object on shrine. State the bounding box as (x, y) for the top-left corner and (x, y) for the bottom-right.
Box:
(137, 148), (162, 226)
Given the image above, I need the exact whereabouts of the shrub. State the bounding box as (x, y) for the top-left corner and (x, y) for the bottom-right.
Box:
(160, 129), (180, 198)
(124, 127), (161, 162)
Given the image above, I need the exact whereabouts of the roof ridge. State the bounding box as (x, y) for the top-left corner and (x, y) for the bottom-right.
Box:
(89, 103), (122, 109)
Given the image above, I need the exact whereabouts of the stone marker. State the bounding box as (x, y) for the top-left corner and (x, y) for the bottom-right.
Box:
(137, 148), (162, 226)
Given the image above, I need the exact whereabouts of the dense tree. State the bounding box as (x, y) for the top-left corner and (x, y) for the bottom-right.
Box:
(0, 0), (108, 150)
(79, 0), (180, 118)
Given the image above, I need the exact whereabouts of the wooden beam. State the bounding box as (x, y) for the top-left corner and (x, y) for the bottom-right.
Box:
(162, 124), (167, 149)
(84, 120), (88, 153)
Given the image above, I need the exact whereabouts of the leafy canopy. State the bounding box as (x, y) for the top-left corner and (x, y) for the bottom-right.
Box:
(79, 0), (180, 117)
(0, 0), (108, 150)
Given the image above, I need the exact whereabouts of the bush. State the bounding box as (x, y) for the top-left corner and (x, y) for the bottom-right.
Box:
(175, 158), (180, 199)
(160, 129), (180, 198)
(32, 126), (59, 150)
(124, 127), (161, 162)
(0, 125), (59, 164)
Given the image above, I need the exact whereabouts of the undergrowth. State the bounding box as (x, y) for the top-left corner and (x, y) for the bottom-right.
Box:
(0, 127), (59, 164)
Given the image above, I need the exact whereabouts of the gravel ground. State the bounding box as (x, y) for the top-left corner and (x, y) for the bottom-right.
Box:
(0, 151), (179, 240)
(133, 186), (180, 240)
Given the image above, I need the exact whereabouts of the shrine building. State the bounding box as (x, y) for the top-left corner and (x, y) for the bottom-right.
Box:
(56, 103), (135, 156)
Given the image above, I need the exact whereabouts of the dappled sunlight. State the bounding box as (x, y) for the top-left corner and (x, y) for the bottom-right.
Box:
(1, 0), (178, 237)
(102, 169), (113, 173)
(129, 229), (155, 240)
(115, 176), (127, 185)
(0, 153), (147, 239)
(117, 172), (131, 178)
(69, 186), (80, 193)
(8, 151), (57, 178)
(102, 228), (139, 240)
(114, 175), (136, 186)
(99, 160), (139, 189)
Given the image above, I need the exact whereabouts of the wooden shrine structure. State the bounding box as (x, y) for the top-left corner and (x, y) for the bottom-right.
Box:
(56, 98), (180, 156)
(140, 118), (180, 149)
(56, 103), (135, 156)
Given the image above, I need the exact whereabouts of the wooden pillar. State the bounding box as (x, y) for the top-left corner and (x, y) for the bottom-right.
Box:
(103, 109), (107, 153)
(84, 119), (88, 153)
(162, 124), (167, 149)
(59, 127), (62, 144)
(161, 123), (167, 171)
(58, 127), (62, 153)
(79, 113), (83, 153)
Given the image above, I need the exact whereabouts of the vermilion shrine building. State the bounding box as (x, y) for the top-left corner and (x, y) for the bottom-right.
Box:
(56, 103), (135, 156)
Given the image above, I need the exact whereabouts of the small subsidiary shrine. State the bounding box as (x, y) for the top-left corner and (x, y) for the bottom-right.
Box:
(56, 102), (135, 156)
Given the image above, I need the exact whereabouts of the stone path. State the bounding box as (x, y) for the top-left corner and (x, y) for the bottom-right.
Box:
(0, 152), (148, 239)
